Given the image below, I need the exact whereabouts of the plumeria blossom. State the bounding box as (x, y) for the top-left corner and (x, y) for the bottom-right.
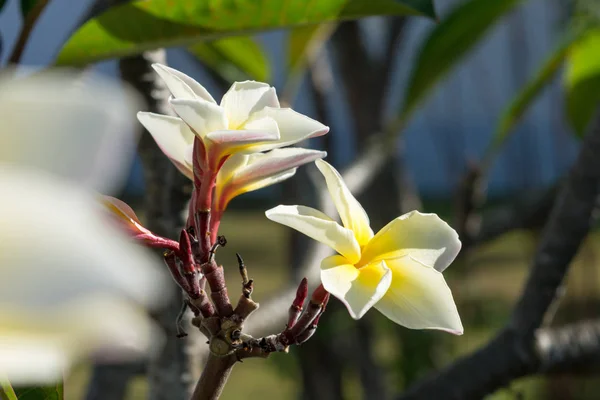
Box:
(137, 63), (329, 176)
(0, 70), (170, 384)
(266, 160), (463, 334)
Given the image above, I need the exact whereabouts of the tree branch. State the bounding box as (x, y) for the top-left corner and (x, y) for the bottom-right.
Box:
(397, 108), (600, 400)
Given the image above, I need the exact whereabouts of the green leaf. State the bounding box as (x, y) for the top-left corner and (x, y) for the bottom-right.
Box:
(20, 0), (39, 18)
(188, 36), (270, 82)
(288, 24), (335, 72)
(56, 0), (436, 66)
(565, 29), (600, 136)
(13, 384), (63, 400)
(490, 39), (574, 152)
(0, 375), (17, 400)
(0, 0), (7, 13)
(401, 0), (524, 120)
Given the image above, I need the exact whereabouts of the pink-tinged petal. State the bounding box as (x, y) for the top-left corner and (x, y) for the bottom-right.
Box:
(169, 98), (228, 137)
(215, 148), (325, 209)
(244, 107), (329, 152)
(315, 159), (373, 246)
(216, 168), (297, 211)
(102, 196), (143, 225)
(265, 205), (361, 264)
(152, 64), (216, 103)
(203, 125), (280, 168)
(375, 255), (463, 335)
(360, 211), (461, 272)
(320, 255), (391, 319)
(238, 149), (327, 185)
(220, 81), (279, 129)
(101, 196), (152, 236)
(136, 112), (194, 180)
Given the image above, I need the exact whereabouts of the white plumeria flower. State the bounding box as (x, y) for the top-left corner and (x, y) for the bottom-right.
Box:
(214, 148), (327, 211)
(266, 160), (463, 334)
(0, 70), (170, 384)
(137, 64), (329, 175)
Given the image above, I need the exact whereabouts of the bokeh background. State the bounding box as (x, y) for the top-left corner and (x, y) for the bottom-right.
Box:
(2, 0), (598, 398)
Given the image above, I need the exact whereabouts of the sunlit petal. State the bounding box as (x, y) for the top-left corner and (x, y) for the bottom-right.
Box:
(152, 63), (216, 103)
(136, 112), (194, 179)
(375, 255), (463, 334)
(321, 255), (391, 319)
(360, 211), (461, 272)
(315, 160), (373, 246)
(169, 98), (228, 137)
(245, 107), (329, 152)
(220, 81), (279, 129)
(265, 205), (361, 263)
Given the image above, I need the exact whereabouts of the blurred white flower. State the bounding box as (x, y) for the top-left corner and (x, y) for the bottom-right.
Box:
(0, 70), (171, 384)
(137, 64), (329, 176)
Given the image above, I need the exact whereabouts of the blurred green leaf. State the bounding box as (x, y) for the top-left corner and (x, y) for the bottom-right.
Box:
(0, 375), (17, 400)
(56, 0), (436, 66)
(288, 24), (335, 72)
(401, 0), (524, 120)
(188, 36), (270, 82)
(281, 23), (336, 102)
(0, 0), (7, 13)
(13, 384), (63, 400)
(20, 0), (39, 18)
(565, 29), (600, 136)
(489, 39), (573, 153)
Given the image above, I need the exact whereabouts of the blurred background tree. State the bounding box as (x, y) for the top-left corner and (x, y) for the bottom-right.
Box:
(2, 0), (600, 399)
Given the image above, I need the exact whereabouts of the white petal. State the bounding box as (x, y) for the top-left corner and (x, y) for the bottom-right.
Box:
(152, 63), (216, 103)
(360, 211), (461, 272)
(321, 255), (391, 319)
(0, 167), (171, 310)
(203, 127), (279, 167)
(220, 81), (279, 128)
(239, 148), (327, 185)
(215, 148), (326, 209)
(137, 112), (194, 179)
(169, 98), (228, 137)
(375, 255), (463, 334)
(0, 69), (142, 195)
(315, 159), (373, 246)
(0, 296), (160, 385)
(245, 107), (329, 152)
(265, 205), (361, 263)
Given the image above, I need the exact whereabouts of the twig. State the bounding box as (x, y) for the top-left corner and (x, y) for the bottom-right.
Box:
(8, 0), (50, 65)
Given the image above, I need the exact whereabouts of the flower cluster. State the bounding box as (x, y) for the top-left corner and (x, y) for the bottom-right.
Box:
(107, 65), (463, 335)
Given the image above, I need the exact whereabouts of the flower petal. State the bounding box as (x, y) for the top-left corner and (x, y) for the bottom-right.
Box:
(220, 81), (279, 129)
(214, 148), (326, 210)
(244, 107), (329, 152)
(360, 211), (461, 272)
(321, 255), (391, 319)
(265, 205), (361, 263)
(0, 296), (159, 385)
(315, 159), (373, 246)
(204, 126), (279, 167)
(169, 98), (228, 137)
(375, 255), (463, 334)
(136, 112), (194, 179)
(152, 63), (215, 103)
(101, 196), (151, 236)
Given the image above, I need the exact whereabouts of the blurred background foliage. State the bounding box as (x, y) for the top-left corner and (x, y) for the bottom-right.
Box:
(2, 0), (600, 399)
